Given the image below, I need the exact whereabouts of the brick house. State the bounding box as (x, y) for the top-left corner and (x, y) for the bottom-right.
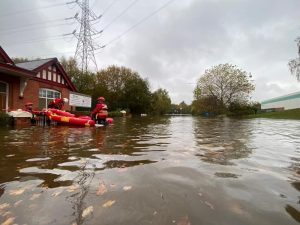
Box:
(0, 46), (77, 112)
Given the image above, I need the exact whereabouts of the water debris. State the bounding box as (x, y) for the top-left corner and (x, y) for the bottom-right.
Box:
(82, 206), (93, 218)
(0, 203), (10, 210)
(51, 191), (62, 197)
(204, 201), (215, 210)
(117, 168), (128, 173)
(67, 184), (79, 192)
(1, 217), (15, 225)
(123, 186), (132, 191)
(2, 211), (12, 217)
(198, 192), (203, 197)
(176, 216), (191, 225)
(26, 157), (51, 162)
(5, 155), (15, 158)
(9, 189), (25, 196)
(109, 184), (116, 188)
(96, 183), (107, 196)
(153, 211), (158, 215)
(14, 200), (22, 207)
(102, 200), (116, 208)
(30, 193), (41, 201)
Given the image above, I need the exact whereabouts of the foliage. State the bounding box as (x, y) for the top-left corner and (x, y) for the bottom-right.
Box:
(150, 88), (171, 115)
(169, 102), (192, 114)
(0, 112), (11, 126)
(191, 96), (220, 115)
(94, 65), (151, 114)
(228, 101), (261, 117)
(193, 63), (255, 115)
(60, 57), (94, 94)
(12, 57), (40, 64)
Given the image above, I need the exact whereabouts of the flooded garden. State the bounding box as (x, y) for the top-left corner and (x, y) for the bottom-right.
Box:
(0, 116), (299, 225)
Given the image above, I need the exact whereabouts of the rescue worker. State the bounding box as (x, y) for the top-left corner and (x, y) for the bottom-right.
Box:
(91, 96), (108, 125)
(24, 102), (36, 124)
(48, 98), (68, 110)
(24, 102), (33, 113)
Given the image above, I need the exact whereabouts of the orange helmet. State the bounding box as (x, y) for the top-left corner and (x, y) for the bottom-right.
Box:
(97, 96), (105, 101)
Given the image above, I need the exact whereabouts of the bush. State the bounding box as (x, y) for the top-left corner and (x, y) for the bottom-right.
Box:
(228, 102), (260, 117)
(0, 112), (12, 126)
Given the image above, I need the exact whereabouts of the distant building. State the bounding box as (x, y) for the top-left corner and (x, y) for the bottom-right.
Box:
(0, 46), (77, 112)
(261, 91), (300, 110)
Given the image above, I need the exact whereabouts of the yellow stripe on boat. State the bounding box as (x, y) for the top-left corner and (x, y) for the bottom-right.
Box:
(61, 117), (70, 122)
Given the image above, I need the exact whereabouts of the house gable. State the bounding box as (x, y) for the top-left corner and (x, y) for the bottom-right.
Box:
(17, 58), (77, 92)
(0, 46), (14, 65)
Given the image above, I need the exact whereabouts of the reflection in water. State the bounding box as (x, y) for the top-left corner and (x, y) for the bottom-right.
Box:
(193, 118), (253, 165)
(68, 162), (95, 225)
(286, 205), (300, 224)
(0, 117), (300, 225)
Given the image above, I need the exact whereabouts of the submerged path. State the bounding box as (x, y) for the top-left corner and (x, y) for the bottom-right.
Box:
(0, 116), (299, 225)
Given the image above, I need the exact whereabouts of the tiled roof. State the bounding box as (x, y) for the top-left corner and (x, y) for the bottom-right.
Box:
(16, 58), (55, 70)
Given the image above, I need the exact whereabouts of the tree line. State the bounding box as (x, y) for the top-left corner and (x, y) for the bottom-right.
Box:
(59, 57), (172, 115)
(13, 56), (260, 116)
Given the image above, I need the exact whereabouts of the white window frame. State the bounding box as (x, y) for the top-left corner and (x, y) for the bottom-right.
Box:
(39, 88), (61, 109)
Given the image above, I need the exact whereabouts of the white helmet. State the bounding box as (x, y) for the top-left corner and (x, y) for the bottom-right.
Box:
(63, 98), (69, 103)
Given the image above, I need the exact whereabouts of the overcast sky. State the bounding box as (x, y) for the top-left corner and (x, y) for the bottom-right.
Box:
(1, 0), (300, 104)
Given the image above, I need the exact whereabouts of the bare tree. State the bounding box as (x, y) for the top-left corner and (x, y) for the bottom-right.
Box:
(288, 37), (300, 81)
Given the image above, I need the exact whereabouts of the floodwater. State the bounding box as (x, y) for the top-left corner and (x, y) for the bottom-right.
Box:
(0, 116), (299, 225)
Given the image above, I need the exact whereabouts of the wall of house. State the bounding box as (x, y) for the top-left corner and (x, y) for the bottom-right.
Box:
(21, 79), (71, 111)
(0, 74), (72, 111)
(0, 73), (20, 110)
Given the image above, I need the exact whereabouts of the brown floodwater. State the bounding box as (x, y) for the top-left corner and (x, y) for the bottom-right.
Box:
(0, 116), (299, 225)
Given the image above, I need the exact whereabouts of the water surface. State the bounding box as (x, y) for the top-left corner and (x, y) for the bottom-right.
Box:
(0, 116), (299, 225)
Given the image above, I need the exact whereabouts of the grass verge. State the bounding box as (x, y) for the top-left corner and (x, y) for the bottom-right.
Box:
(245, 108), (300, 120)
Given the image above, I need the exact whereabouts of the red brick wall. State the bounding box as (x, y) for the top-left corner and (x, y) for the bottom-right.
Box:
(0, 74), (20, 110)
(22, 80), (71, 111)
(1, 74), (72, 111)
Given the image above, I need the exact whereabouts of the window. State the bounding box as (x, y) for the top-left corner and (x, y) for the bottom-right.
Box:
(39, 88), (61, 109)
(0, 82), (8, 112)
(47, 71), (51, 80)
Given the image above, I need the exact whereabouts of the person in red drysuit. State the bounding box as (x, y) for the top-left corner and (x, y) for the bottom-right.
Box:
(24, 102), (33, 112)
(48, 98), (68, 110)
(24, 102), (36, 124)
(91, 96), (108, 125)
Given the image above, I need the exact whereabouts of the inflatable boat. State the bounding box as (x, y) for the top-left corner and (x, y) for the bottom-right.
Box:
(46, 109), (95, 127)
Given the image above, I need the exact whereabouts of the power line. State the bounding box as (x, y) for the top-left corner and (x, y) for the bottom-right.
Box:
(0, 21), (76, 36)
(3, 35), (75, 47)
(0, 2), (75, 19)
(0, 17), (68, 33)
(99, 0), (177, 50)
(101, 0), (140, 31)
(101, 0), (119, 16)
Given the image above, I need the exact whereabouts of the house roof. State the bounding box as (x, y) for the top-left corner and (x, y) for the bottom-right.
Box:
(16, 58), (55, 71)
(0, 46), (15, 65)
(17, 57), (77, 92)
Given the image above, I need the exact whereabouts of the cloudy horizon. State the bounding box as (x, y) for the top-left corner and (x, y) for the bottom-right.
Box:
(1, 0), (300, 104)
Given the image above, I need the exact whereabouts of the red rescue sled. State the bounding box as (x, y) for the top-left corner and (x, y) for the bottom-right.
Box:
(46, 109), (95, 127)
